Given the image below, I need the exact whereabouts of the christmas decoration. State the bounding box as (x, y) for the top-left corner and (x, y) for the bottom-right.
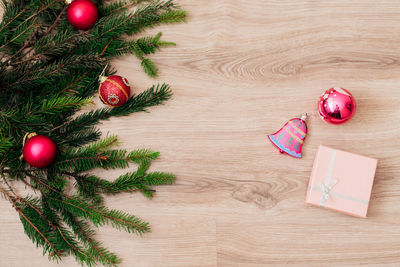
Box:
(67, 0), (98, 30)
(268, 114), (308, 158)
(99, 75), (131, 107)
(0, 0), (186, 266)
(306, 145), (378, 218)
(22, 134), (57, 168)
(318, 87), (356, 124)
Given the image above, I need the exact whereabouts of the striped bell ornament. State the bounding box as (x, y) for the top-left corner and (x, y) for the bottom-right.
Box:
(268, 114), (308, 158)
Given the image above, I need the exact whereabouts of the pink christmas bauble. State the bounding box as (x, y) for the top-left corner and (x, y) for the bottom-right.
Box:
(23, 135), (57, 168)
(318, 88), (356, 124)
(67, 0), (98, 30)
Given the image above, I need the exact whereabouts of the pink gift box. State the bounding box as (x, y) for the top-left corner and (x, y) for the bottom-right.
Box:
(306, 145), (378, 218)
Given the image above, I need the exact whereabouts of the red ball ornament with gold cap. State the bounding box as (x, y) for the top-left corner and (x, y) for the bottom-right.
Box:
(98, 74), (131, 107)
(268, 114), (308, 159)
(22, 133), (57, 168)
(66, 0), (98, 30)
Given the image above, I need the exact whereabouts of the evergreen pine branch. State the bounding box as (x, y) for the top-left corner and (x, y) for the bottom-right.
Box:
(144, 171), (175, 186)
(23, 196), (96, 266)
(61, 211), (121, 267)
(8, 17), (38, 45)
(48, 196), (151, 234)
(54, 148), (132, 172)
(58, 126), (102, 148)
(0, 185), (63, 259)
(54, 224), (96, 266)
(98, 0), (153, 16)
(0, 5), (26, 34)
(135, 32), (176, 54)
(106, 32), (175, 63)
(109, 83), (172, 116)
(18, 203), (64, 260)
(0, 132), (13, 155)
(0, 0), (185, 265)
(71, 158), (174, 199)
(111, 171), (155, 198)
(141, 58), (158, 77)
(27, 96), (93, 118)
(81, 135), (119, 152)
(158, 9), (186, 23)
(73, 174), (107, 205)
(53, 83), (172, 135)
(128, 149), (160, 163)
(25, 173), (150, 235)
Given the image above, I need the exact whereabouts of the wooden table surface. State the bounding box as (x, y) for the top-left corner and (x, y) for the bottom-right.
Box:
(1, 1), (400, 266)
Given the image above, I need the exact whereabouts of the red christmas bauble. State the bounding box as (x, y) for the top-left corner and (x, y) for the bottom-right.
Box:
(67, 0), (98, 30)
(23, 135), (57, 168)
(318, 87), (356, 124)
(99, 75), (131, 107)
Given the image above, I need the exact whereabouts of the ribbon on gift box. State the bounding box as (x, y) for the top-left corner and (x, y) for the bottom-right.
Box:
(308, 148), (369, 207)
(318, 179), (337, 205)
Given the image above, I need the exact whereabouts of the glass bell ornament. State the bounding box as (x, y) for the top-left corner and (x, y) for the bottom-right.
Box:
(268, 114), (308, 159)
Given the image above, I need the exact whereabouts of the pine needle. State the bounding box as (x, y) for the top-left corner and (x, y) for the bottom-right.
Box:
(0, 0), (185, 265)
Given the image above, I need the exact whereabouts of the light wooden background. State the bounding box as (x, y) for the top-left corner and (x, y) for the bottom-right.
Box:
(1, 0), (400, 266)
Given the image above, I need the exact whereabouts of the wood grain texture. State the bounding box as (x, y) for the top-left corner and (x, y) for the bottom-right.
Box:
(1, 0), (400, 266)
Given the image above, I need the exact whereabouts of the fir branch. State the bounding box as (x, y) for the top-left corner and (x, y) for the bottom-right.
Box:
(109, 83), (173, 117)
(134, 32), (176, 55)
(55, 225), (96, 265)
(0, 18), (37, 49)
(83, 135), (119, 152)
(143, 171), (175, 186)
(62, 211), (121, 266)
(159, 9), (186, 23)
(56, 70), (91, 97)
(0, 185), (63, 259)
(20, 196), (95, 265)
(27, 172), (151, 234)
(54, 148), (132, 172)
(0, 133), (13, 155)
(9, 17), (38, 45)
(0, 0), (59, 50)
(98, 0), (139, 16)
(0, 0), (184, 265)
(0, 7), (26, 34)
(53, 83), (172, 136)
(27, 96), (93, 117)
(141, 58), (158, 77)
(49, 196), (151, 234)
(128, 149), (160, 163)
(58, 126), (102, 148)
(11, 4), (68, 63)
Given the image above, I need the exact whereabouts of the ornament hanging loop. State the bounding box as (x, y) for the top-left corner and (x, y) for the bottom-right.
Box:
(22, 133), (37, 147)
(98, 64), (109, 84)
(20, 132), (37, 160)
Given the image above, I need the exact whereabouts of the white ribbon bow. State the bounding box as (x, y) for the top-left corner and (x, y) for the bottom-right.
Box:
(319, 179), (338, 204)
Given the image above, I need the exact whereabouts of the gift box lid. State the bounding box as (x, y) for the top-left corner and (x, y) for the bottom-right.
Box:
(306, 145), (378, 218)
